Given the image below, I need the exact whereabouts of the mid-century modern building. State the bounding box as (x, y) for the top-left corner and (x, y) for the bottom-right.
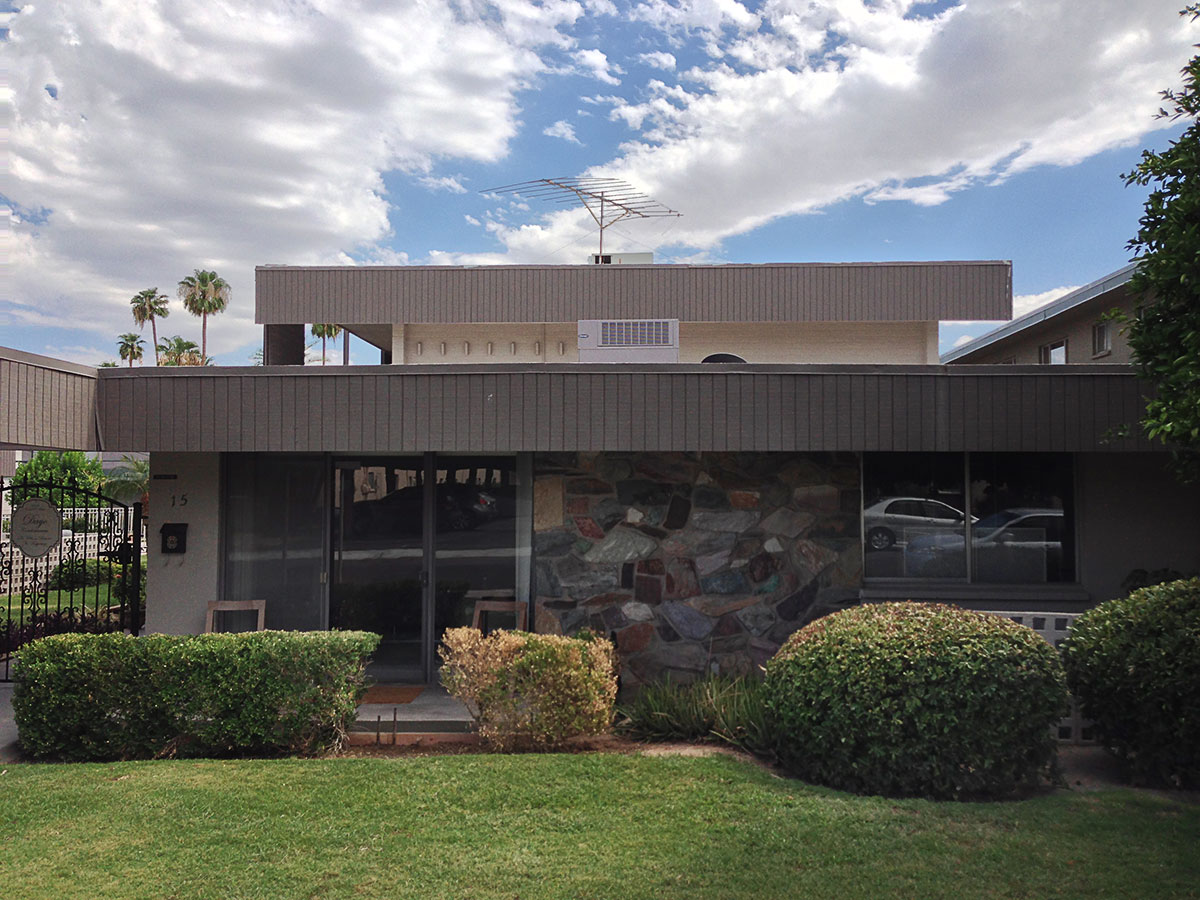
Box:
(3, 259), (1198, 687)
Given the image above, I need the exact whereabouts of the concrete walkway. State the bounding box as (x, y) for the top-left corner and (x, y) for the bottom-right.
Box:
(0, 684), (18, 763)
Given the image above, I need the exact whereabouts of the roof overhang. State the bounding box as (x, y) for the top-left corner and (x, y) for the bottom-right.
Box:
(256, 261), (1012, 326)
(94, 362), (1152, 455)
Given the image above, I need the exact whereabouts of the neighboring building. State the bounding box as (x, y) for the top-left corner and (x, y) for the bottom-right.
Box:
(3, 259), (1198, 689)
(944, 264), (1138, 365)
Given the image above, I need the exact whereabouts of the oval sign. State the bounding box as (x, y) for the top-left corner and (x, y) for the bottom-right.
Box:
(11, 498), (63, 558)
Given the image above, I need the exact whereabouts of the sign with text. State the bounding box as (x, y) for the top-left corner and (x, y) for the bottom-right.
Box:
(11, 498), (63, 558)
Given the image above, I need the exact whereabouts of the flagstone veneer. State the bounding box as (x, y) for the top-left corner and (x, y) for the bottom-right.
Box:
(532, 451), (863, 689)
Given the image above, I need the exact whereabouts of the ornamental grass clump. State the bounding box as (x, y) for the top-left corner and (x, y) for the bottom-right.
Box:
(1062, 577), (1200, 788)
(763, 602), (1069, 799)
(618, 674), (776, 757)
(439, 628), (617, 751)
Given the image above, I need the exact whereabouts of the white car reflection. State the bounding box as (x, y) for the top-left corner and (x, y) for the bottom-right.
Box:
(863, 497), (971, 551)
(904, 508), (1065, 581)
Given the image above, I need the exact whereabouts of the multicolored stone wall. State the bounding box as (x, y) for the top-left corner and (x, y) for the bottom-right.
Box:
(532, 452), (863, 689)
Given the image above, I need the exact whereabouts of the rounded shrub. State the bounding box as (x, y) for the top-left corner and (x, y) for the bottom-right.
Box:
(1062, 577), (1200, 788)
(763, 602), (1068, 799)
(440, 627), (617, 751)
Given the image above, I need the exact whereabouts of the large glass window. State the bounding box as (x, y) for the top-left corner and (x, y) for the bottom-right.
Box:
(864, 453), (967, 578)
(224, 454), (326, 630)
(968, 453), (1074, 584)
(864, 453), (1075, 584)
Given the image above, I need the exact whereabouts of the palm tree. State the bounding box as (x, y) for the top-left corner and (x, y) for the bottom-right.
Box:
(177, 269), (230, 362)
(157, 335), (202, 366)
(104, 455), (150, 509)
(130, 288), (170, 365)
(310, 324), (342, 365)
(118, 333), (145, 368)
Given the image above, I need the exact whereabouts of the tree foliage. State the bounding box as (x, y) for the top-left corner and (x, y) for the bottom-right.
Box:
(117, 332), (145, 367)
(177, 269), (230, 363)
(156, 334), (205, 366)
(310, 323), (342, 365)
(130, 287), (170, 365)
(1124, 5), (1200, 479)
(10, 451), (105, 507)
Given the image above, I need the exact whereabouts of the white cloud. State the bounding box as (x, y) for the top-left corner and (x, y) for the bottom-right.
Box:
(952, 334), (975, 348)
(418, 175), (468, 194)
(638, 51), (677, 70)
(575, 48), (623, 84)
(1013, 285), (1081, 318)
(3, 0), (581, 356)
(471, 0), (1197, 259)
(543, 119), (582, 143)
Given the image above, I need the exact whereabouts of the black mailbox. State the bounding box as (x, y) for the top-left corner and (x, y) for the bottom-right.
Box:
(160, 523), (188, 554)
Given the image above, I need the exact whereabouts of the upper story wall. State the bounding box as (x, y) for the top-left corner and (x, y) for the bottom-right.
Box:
(0, 347), (99, 452)
(256, 261), (1012, 326)
(393, 321), (940, 365)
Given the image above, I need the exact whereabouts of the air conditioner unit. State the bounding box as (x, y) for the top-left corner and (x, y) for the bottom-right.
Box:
(578, 319), (679, 363)
(588, 252), (654, 265)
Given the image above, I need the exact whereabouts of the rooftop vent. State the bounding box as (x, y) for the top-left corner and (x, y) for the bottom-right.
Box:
(588, 252), (654, 265)
(578, 319), (679, 362)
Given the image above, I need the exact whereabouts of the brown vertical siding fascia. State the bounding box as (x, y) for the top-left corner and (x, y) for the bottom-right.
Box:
(255, 262), (1010, 324)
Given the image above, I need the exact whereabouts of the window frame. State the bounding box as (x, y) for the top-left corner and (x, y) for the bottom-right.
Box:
(1038, 339), (1067, 365)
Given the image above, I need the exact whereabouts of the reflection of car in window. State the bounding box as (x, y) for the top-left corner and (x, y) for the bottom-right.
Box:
(863, 497), (970, 551)
(905, 508), (1065, 581)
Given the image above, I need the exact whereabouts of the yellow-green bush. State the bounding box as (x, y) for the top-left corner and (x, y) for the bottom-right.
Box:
(440, 628), (617, 750)
(764, 602), (1068, 799)
(14, 630), (379, 760)
(1062, 577), (1200, 787)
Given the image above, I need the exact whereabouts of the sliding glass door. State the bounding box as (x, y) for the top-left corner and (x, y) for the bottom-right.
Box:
(331, 453), (530, 683)
(331, 457), (426, 683)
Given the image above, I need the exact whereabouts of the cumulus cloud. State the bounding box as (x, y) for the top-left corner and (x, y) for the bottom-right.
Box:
(6, 0), (1198, 357)
(575, 48), (623, 84)
(471, 0), (1196, 259)
(544, 119), (582, 143)
(3, 0), (581, 358)
(638, 51), (677, 70)
(1013, 285), (1081, 319)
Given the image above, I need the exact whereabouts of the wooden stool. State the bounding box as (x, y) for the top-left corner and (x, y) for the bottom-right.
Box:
(205, 599), (267, 633)
(468, 590), (527, 631)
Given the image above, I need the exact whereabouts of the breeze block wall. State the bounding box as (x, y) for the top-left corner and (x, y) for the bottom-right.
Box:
(532, 452), (863, 690)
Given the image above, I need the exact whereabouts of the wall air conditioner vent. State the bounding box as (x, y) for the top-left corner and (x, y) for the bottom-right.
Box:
(578, 319), (679, 363)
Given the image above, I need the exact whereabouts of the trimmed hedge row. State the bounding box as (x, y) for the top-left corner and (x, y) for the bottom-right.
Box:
(764, 602), (1068, 799)
(1063, 577), (1200, 788)
(14, 630), (379, 760)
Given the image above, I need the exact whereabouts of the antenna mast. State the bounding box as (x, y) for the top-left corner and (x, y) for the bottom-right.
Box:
(485, 176), (681, 256)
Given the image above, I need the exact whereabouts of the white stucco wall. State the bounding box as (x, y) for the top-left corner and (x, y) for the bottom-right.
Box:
(145, 451), (221, 634)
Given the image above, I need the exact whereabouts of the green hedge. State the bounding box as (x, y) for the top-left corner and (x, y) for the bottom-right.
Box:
(764, 602), (1068, 799)
(1062, 577), (1200, 788)
(14, 630), (379, 761)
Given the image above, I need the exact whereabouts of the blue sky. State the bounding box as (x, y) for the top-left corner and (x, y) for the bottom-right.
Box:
(3, 0), (1197, 365)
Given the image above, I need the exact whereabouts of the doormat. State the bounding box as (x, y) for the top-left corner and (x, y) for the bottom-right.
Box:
(362, 684), (424, 705)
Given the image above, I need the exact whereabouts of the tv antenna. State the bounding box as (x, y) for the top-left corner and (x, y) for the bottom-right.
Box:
(485, 176), (681, 256)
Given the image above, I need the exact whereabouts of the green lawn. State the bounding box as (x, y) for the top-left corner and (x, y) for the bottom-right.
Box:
(0, 586), (118, 625)
(1, 753), (1198, 899)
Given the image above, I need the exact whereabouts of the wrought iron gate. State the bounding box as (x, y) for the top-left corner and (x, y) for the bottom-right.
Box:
(0, 476), (143, 682)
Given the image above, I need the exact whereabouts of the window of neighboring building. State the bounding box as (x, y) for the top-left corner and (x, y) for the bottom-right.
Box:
(1038, 340), (1067, 365)
(1092, 321), (1111, 357)
(863, 452), (1075, 584)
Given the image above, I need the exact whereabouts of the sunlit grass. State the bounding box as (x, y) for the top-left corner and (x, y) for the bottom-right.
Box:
(1, 753), (1198, 899)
